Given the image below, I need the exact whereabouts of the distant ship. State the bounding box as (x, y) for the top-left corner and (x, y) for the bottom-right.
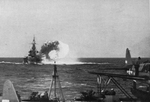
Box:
(23, 37), (42, 64)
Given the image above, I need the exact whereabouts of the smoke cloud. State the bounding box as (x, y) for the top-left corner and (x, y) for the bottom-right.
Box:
(40, 41), (69, 60)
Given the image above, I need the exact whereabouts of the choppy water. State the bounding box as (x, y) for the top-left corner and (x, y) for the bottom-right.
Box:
(0, 58), (149, 100)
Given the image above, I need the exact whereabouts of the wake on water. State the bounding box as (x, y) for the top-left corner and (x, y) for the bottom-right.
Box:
(0, 61), (23, 65)
(0, 60), (110, 65)
(41, 59), (110, 65)
(0, 61), (111, 65)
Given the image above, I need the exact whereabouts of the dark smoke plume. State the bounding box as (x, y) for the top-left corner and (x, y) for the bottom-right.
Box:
(40, 41), (69, 60)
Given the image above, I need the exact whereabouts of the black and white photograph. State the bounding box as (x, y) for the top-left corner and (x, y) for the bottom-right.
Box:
(0, 0), (149, 102)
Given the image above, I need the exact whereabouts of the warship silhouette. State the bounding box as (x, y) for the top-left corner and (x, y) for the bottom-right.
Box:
(23, 37), (42, 64)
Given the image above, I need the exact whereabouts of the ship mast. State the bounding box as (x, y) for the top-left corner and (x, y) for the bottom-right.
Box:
(32, 37), (37, 56)
(29, 36), (37, 57)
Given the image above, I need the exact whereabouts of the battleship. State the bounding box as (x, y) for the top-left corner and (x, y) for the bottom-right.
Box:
(23, 37), (42, 64)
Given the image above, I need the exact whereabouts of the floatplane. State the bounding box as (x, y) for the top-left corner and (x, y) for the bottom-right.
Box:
(89, 48), (150, 102)
(103, 48), (150, 75)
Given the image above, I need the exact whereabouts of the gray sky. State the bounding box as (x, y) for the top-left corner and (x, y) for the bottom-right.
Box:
(0, 0), (149, 58)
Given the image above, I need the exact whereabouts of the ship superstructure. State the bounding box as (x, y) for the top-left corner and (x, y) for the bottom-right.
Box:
(24, 37), (42, 64)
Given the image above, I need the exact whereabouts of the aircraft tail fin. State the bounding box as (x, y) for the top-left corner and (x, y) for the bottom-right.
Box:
(125, 48), (133, 65)
(2, 80), (20, 102)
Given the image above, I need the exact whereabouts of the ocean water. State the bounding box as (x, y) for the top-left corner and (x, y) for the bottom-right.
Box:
(0, 57), (149, 101)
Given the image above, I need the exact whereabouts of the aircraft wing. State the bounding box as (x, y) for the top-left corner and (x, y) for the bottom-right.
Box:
(103, 65), (132, 70)
(88, 71), (149, 81)
(2, 80), (20, 102)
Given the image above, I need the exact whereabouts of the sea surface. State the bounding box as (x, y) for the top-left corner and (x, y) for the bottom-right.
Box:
(0, 57), (149, 101)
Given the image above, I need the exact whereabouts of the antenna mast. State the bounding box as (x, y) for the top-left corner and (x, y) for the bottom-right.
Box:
(48, 61), (65, 102)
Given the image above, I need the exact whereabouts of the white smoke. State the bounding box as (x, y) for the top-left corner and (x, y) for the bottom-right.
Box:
(56, 41), (69, 59)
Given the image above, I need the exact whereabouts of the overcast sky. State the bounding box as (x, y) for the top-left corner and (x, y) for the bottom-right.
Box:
(0, 0), (149, 58)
